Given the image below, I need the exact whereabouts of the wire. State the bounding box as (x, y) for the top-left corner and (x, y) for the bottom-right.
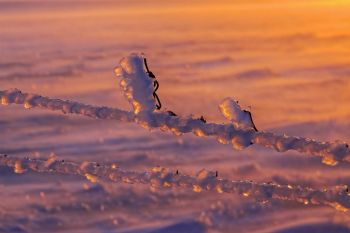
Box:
(144, 58), (161, 110)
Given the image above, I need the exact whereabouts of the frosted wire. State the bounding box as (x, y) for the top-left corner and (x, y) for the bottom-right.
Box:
(1, 54), (349, 165)
(0, 154), (349, 212)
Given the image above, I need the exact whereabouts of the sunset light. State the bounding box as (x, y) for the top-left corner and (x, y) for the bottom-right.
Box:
(1, 1), (350, 232)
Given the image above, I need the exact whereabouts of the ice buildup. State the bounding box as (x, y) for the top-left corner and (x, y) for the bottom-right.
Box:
(219, 97), (257, 131)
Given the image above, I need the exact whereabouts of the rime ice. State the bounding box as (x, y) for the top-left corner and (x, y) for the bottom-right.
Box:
(115, 53), (157, 114)
(1, 155), (349, 213)
(219, 97), (257, 131)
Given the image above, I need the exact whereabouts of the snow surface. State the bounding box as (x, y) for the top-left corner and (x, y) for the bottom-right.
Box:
(1, 1), (350, 232)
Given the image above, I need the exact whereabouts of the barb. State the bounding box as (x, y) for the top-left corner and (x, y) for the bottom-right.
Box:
(1, 53), (350, 166)
(144, 58), (162, 110)
(0, 154), (349, 213)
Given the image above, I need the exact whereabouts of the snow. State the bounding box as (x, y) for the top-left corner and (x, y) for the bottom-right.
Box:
(219, 97), (257, 131)
(1, 1), (350, 232)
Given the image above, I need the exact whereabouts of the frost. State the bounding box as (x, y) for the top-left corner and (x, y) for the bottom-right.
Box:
(14, 161), (25, 174)
(193, 185), (202, 193)
(196, 169), (211, 180)
(1, 154), (349, 213)
(116, 53), (157, 114)
(85, 173), (98, 183)
(232, 135), (252, 150)
(0, 89), (134, 122)
(219, 97), (257, 131)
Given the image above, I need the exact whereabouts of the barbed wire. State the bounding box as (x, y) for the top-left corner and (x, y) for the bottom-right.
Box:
(1, 53), (349, 166)
(143, 58), (162, 110)
(0, 154), (349, 213)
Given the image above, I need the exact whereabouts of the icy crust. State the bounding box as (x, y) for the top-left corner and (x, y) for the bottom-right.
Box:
(1, 154), (349, 213)
(115, 53), (156, 114)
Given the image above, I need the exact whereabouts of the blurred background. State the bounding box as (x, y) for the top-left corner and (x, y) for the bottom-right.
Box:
(1, 0), (350, 232)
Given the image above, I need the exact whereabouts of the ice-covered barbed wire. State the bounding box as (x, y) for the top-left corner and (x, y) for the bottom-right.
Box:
(1, 53), (350, 166)
(219, 97), (258, 131)
(0, 89), (134, 121)
(0, 154), (349, 213)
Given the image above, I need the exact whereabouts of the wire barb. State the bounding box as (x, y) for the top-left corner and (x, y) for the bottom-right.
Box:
(144, 58), (161, 110)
